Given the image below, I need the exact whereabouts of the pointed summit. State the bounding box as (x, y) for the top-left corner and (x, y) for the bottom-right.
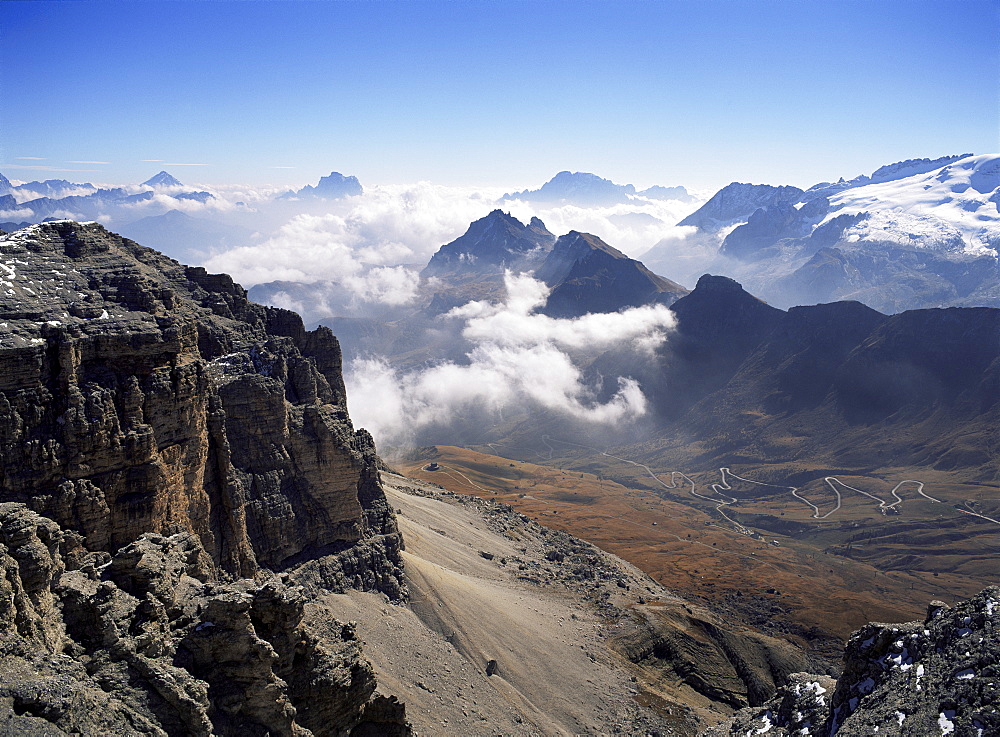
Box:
(142, 171), (183, 188)
(537, 231), (689, 317)
(421, 210), (555, 279)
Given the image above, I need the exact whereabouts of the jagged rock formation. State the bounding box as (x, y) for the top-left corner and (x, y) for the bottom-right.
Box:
(419, 209), (556, 316)
(0, 220), (410, 733)
(421, 209), (555, 281)
(283, 172), (363, 200)
(0, 504), (407, 735)
(536, 230), (689, 317)
(707, 587), (1000, 736)
(0, 220), (403, 586)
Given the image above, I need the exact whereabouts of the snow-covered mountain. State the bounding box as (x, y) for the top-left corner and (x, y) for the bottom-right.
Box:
(646, 154), (1000, 312)
(142, 170), (184, 187)
(821, 153), (999, 258)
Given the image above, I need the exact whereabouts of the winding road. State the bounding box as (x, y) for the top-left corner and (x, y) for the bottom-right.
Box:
(522, 436), (981, 528)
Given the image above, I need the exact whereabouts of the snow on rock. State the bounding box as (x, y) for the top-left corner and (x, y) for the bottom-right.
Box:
(825, 154), (1000, 258)
(708, 586), (1000, 736)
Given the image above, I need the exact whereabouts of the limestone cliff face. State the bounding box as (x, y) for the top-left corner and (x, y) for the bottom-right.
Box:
(0, 221), (402, 593)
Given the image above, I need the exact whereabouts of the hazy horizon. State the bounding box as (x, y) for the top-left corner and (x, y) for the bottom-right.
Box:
(2, 0), (996, 193)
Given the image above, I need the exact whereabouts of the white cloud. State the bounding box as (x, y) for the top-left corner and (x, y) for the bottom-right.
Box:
(202, 181), (708, 292)
(342, 265), (420, 306)
(503, 195), (704, 259)
(345, 272), (675, 449)
(0, 208), (33, 220)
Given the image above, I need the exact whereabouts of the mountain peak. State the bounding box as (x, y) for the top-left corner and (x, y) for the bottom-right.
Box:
(536, 230), (688, 317)
(502, 171), (637, 206)
(693, 273), (746, 292)
(421, 210), (556, 279)
(677, 183), (804, 232)
(282, 171), (363, 200)
(142, 170), (183, 188)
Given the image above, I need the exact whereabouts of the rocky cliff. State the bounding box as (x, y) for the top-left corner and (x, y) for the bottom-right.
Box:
(708, 586), (1000, 736)
(0, 220), (402, 584)
(0, 221), (409, 734)
(0, 506), (408, 735)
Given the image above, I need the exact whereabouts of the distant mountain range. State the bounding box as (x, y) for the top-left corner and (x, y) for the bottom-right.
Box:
(0, 169), (365, 233)
(279, 171), (363, 200)
(503, 170), (692, 206)
(647, 153), (999, 313)
(0, 169), (216, 232)
(118, 209), (255, 263)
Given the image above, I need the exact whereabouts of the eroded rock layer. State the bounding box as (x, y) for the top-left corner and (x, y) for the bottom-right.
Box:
(0, 221), (409, 734)
(0, 221), (402, 591)
(0, 504), (407, 735)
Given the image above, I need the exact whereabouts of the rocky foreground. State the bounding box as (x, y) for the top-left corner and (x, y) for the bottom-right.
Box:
(709, 587), (1000, 736)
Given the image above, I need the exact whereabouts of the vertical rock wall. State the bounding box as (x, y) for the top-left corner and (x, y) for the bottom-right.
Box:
(0, 221), (402, 593)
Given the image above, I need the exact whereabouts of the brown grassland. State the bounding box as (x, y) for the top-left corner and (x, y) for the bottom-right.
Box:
(401, 444), (1000, 660)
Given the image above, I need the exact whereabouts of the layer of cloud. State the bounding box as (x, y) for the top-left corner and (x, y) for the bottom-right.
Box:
(503, 195), (702, 260)
(204, 181), (708, 286)
(344, 272), (676, 449)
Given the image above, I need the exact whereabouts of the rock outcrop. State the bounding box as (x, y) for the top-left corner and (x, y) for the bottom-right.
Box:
(0, 220), (402, 591)
(0, 504), (407, 735)
(0, 221), (410, 733)
(707, 587), (1000, 736)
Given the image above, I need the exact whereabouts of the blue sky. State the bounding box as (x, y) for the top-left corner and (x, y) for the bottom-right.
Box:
(1, 0), (997, 191)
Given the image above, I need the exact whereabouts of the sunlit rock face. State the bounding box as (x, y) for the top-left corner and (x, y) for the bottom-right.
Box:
(0, 220), (402, 589)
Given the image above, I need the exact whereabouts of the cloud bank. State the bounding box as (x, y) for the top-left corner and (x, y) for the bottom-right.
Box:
(344, 272), (676, 450)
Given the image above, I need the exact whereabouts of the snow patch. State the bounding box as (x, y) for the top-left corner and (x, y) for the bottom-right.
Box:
(938, 709), (956, 735)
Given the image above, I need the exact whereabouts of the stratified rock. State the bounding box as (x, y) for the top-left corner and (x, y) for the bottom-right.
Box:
(0, 221), (402, 594)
